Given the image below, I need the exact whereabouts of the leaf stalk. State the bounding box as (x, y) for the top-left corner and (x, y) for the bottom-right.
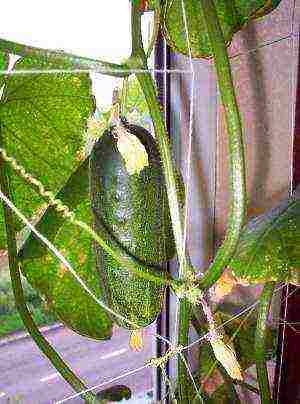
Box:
(255, 282), (275, 403)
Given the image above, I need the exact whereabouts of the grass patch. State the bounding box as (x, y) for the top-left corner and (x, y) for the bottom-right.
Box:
(0, 269), (57, 337)
(0, 307), (56, 338)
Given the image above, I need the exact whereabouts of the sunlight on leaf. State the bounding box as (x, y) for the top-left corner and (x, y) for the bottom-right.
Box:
(162, 0), (282, 58)
(0, 53), (95, 248)
(229, 192), (300, 284)
(21, 196), (113, 340)
(0, 52), (8, 89)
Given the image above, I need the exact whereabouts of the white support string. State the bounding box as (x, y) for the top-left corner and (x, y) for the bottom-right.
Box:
(1, 192), (203, 403)
(179, 352), (204, 404)
(275, 284), (289, 399)
(274, 0), (299, 394)
(0, 68), (193, 75)
(0, 32), (295, 78)
(0, 179), (202, 399)
(0, 4), (297, 399)
(185, 282), (290, 352)
(55, 364), (149, 403)
(0, 145), (203, 402)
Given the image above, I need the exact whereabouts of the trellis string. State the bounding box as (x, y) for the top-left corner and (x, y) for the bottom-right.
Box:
(0, 68), (193, 75)
(169, 1), (201, 400)
(55, 364), (149, 403)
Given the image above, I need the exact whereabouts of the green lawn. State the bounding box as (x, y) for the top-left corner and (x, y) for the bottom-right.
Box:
(0, 269), (56, 338)
(0, 307), (56, 338)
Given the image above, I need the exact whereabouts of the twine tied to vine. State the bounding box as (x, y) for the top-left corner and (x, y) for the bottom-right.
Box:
(148, 344), (185, 369)
(174, 272), (203, 305)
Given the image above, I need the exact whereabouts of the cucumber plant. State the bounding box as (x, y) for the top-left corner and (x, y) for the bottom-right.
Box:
(0, 0), (288, 403)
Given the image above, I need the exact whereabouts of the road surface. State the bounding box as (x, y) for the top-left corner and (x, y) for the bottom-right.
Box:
(0, 325), (155, 403)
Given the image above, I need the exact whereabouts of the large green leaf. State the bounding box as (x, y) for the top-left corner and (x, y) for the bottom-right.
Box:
(0, 53), (95, 248)
(0, 52), (8, 88)
(18, 158), (113, 340)
(19, 158), (89, 260)
(162, 0), (282, 59)
(229, 192), (300, 284)
(21, 195), (113, 340)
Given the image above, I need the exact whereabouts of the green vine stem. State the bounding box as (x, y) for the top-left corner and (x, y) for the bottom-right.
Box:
(130, 4), (190, 277)
(198, 0), (246, 289)
(254, 282), (275, 404)
(0, 38), (131, 77)
(120, 77), (129, 116)
(177, 299), (191, 403)
(129, 4), (192, 402)
(0, 155), (99, 404)
(145, 4), (161, 59)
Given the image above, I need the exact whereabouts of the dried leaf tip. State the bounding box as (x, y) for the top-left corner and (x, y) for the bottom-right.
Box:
(213, 269), (238, 301)
(114, 125), (149, 175)
(129, 329), (144, 352)
(86, 117), (106, 139)
(210, 336), (243, 381)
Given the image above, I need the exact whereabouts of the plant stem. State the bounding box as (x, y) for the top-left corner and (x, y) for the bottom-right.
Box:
(0, 38), (131, 77)
(218, 367), (241, 404)
(235, 380), (259, 396)
(131, 4), (147, 61)
(136, 67), (191, 404)
(130, 5), (192, 402)
(130, 4), (187, 270)
(198, 0), (246, 289)
(255, 282), (275, 404)
(177, 299), (191, 403)
(136, 71), (189, 274)
(0, 155), (99, 404)
(146, 5), (161, 59)
(120, 77), (129, 116)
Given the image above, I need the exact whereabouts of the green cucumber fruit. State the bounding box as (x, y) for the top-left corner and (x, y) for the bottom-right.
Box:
(90, 121), (175, 329)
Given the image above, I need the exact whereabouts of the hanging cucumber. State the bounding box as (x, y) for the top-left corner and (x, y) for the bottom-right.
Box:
(90, 118), (176, 345)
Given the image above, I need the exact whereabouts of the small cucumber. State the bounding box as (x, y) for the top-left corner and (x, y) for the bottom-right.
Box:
(90, 121), (175, 329)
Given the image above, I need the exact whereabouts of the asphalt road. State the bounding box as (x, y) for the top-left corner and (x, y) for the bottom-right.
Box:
(0, 325), (155, 403)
